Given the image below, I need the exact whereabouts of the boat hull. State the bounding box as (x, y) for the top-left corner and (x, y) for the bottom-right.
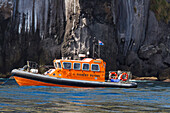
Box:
(12, 69), (137, 88)
(14, 76), (81, 88)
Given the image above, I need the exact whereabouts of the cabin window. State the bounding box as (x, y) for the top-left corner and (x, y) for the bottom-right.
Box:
(82, 63), (89, 71)
(55, 62), (61, 69)
(54, 62), (57, 68)
(91, 64), (100, 71)
(73, 63), (80, 70)
(63, 62), (72, 69)
(58, 62), (61, 69)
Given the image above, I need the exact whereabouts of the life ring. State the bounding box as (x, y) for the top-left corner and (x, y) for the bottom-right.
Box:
(109, 72), (118, 79)
(120, 73), (128, 81)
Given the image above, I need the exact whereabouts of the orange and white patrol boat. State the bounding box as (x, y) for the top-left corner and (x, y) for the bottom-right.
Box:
(11, 58), (137, 88)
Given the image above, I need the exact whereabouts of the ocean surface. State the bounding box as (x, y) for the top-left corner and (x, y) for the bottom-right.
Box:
(0, 79), (170, 113)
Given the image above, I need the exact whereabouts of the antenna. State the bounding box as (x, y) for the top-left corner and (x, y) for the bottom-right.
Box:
(93, 37), (96, 58)
(98, 42), (100, 58)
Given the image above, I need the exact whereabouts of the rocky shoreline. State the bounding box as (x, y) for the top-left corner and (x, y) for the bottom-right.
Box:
(0, 73), (11, 78)
(133, 77), (170, 82)
(133, 77), (158, 81)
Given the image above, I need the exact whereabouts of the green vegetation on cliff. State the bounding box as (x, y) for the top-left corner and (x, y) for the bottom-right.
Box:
(150, 0), (170, 23)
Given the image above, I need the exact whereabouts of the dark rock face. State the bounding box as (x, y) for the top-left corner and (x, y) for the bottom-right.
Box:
(0, 0), (170, 80)
(0, 0), (13, 73)
(159, 68), (170, 81)
(0, 0), (65, 73)
(138, 45), (160, 60)
(115, 0), (150, 55)
(62, 0), (117, 71)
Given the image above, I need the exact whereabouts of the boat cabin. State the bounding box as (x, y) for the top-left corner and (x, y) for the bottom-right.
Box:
(46, 58), (106, 82)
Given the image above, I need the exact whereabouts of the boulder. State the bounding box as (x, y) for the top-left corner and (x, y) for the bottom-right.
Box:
(126, 51), (143, 76)
(148, 54), (167, 68)
(158, 68), (170, 81)
(138, 45), (159, 60)
(164, 56), (170, 66)
(126, 51), (139, 66)
(142, 63), (159, 77)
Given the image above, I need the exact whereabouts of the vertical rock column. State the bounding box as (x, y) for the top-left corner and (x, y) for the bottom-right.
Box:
(62, 0), (118, 72)
(3, 0), (66, 72)
(62, 0), (90, 59)
(115, 0), (150, 55)
(113, 0), (150, 75)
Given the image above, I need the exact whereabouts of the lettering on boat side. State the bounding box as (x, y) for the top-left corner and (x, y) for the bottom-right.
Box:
(77, 73), (88, 76)
(90, 74), (100, 77)
(76, 73), (100, 77)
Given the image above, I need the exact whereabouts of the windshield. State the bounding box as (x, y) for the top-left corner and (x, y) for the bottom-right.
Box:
(63, 62), (72, 69)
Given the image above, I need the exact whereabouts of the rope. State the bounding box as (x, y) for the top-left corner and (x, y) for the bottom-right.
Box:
(0, 74), (14, 85)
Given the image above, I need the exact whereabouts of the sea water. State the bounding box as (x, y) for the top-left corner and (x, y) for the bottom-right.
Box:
(0, 79), (169, 112)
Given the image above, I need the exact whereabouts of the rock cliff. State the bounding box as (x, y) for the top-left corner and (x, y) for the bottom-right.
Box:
(0, 0), (170, 80)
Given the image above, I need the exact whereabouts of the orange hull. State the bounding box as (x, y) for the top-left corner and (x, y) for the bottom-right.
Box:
(14, 76), (81, 88)
(12, 69), (137, 88)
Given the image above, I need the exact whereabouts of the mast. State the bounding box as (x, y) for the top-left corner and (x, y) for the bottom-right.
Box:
(98, 43), (100, 58)
(93, 37), (96, 58)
